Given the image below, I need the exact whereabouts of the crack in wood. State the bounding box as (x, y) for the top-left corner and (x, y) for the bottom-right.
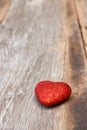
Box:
(73, 0), (87, 60)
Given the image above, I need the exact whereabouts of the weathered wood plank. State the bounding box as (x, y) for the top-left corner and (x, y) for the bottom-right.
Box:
(0, 0), (11, 23)
(63, 0), (87, 130)
(0, 0), (67, 130)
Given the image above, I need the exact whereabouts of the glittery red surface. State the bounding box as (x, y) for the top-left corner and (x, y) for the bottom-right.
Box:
(35, 81), (72, 107)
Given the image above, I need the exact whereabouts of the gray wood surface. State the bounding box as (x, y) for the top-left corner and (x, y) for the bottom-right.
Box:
(0, 0), (87, 130)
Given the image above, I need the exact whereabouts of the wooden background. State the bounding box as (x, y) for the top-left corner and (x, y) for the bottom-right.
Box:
(0, 0), (87, 130)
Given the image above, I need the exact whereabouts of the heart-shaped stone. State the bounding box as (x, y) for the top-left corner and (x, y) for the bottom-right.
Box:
(35, 81), (72, 107)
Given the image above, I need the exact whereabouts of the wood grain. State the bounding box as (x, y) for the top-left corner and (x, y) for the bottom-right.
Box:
(0, 0), (87, 130)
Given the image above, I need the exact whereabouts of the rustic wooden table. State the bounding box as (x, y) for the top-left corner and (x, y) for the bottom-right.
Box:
(0, 0), (87, 130)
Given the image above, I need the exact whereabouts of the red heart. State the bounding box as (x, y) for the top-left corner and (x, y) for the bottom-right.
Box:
(35, 81), (72, 107)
